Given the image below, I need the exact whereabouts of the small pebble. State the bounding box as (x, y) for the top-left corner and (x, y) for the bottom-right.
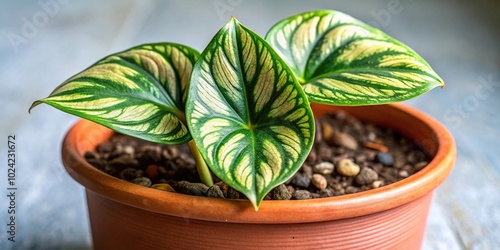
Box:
(367, 131), (377, 142)
(319, 188), (335, 197)
(355, 167), (379, 185)
(312, 174), (328, 190)
(84, 151), (100, 160)
(376, 152), (394, 166)
(177, 155), (196, 168)
(157, 166), (168, 175)
(123, 145), (135, 156)
(109, 155), (139, 168)
(207, 185), (225, 198)
(162, 146), (179, 160)
(172, 181), (209, 197)
(215, 181), (229, 197)
(313, 162), (335, 175)
(306, 149), (317, 163)
(314, 119), (323, 144)
(415, 161), (428, 171)
(393, 153), (406, 168)
(336, 158), (360, 177)
(321, 121), (334, 141)
(145, 165), (159, 179)
(151, 183), (175, 192)
(272, 184), (292, 200)
(408, 150), (426, 164)
(333, 132), (358, 150)
(96, 141), (114, 153)
(86, 157), (105, 169)
(310, 193), (321, 199)
(138, 145), (162, 163)
(345, 186), (359, 194)
(293, 190), (312, 200)
(292, 173), (311, 188)
(332, 183), (343, 191)
(399, 170), (409, 178)
(317, 143), (333, 161)
(227, 187), (242, 199)
(130, 177), (152, 187)
(302, 164), (313, 179)
(371, 180), (383, 189)
(119, 168), (142, 180)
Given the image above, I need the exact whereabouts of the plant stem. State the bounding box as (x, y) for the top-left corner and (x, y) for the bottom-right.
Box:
(188, 140), (214, 187)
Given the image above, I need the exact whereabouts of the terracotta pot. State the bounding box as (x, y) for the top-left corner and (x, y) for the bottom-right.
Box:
(61, 103), (455, 250)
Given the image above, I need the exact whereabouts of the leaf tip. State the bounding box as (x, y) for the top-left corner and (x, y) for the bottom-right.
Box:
(229, 16), (240, 25)
(28, 100), (43, 114)
(251, 200), (261, 212)
(245, 192), (262, 211)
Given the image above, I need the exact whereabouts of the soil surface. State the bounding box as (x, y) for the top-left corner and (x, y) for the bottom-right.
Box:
(85, 110), (430, 200)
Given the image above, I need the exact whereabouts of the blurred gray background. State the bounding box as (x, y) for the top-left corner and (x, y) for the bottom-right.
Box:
(1, 0), (499, 249)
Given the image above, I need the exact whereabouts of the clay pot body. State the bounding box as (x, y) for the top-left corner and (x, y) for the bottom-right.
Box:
(62, 103), (456, 250)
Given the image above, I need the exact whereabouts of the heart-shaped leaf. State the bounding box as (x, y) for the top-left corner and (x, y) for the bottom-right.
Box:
(30, 43), (199, 144)
(266, 10), (444, 105)
(186, 18), (315, 209)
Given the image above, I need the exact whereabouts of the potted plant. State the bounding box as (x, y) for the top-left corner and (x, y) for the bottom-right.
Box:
(30, 10), (455, 249)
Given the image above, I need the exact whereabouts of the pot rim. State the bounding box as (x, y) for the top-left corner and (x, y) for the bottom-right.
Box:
(61, 103), (456, 224)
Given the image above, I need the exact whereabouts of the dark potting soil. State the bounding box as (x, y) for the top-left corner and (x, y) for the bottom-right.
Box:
(84, 110), (430, 200)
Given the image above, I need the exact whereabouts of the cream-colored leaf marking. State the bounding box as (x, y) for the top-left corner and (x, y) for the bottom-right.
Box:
(308, 25), (371, 72)
(269, 85), (298, 118)
(199, 118), (233, 162)
(44, 93), (93, 102)
(257, 140), (282, 189)
(112, 104), (160, 122)
(69, 64), (140, 90)
(217, 133), (247, 183)
(114, 123), (150, 132)
(378, 54), (428, 69)
(286, 108), (306, 122)
(49, 81), (99, 96)
(342, 73), (412, 89)
(253, 50), (274, 113)
(46, 97), (125, 110)
(391, 72), (441, 84)
(234, 154), (252, 188)
(336, 40), (406, 65)
(240, 26), (257, 83)
(130, 49), (175, 85)
(150, 113), (179, 134)
(213, 48), (240, 100)
(170, 47), (194, 103)
(222, 28), (237, 68)
(195, 62), (233, 117)
(270, 126), (301, 161)
(291, 16), (319, 70)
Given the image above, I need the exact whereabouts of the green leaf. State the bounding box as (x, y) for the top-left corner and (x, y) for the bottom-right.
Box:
(186, 18), (315, 209)
(266, 10), (444, 105)
(30, 43), (199, 144)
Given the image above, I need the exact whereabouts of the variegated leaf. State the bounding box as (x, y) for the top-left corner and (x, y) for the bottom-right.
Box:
(30, 43), (199, 144)
(186, 18), (314, 209)
(266, 10), (444, 105)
